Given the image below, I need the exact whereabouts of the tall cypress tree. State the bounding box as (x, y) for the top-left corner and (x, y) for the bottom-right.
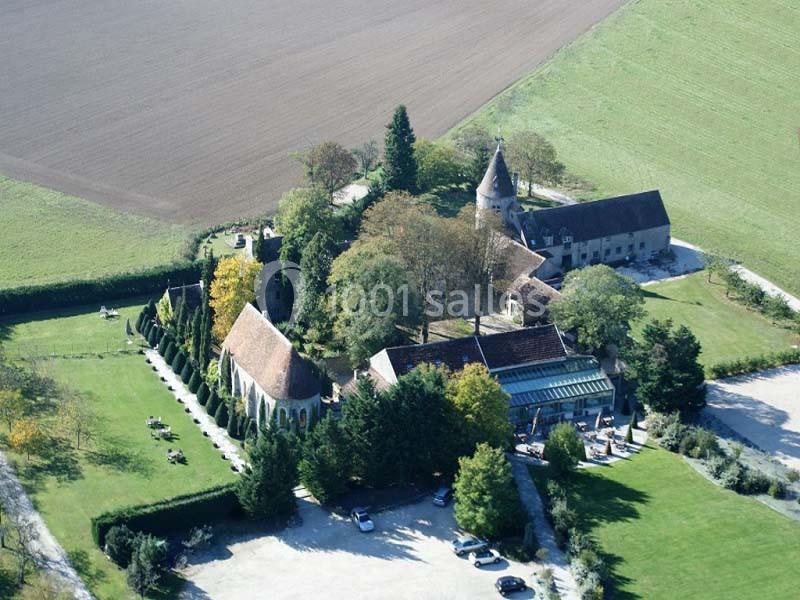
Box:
(227, 399), (238, 438)
(253, 223), (266, 264)
(220, 352), (232, 393)
(383, 105), (417, 192)
(190, 308), (202, 365)
(199, 250), (216, 372)
(174, 290), (187, 343)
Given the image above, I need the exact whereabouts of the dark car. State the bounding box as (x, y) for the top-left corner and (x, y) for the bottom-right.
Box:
(495, 576), (527, 596)
(432, 486), (453, 507)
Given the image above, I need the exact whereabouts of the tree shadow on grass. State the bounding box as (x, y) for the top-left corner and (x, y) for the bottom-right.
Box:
(67, 549), (107, 589)
(0, 561), (18, 600)
(20, 437), (83, 491)
(85, 439), (154, 478)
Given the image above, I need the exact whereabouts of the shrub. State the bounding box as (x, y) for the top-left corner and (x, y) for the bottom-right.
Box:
(171, 351), (186, 374)
(523, 521), (539, 555)
(786, 469), (799, 483)
(646, 412), (679, 438)
(196, 382), (210, 405)
(719, 462), (743, 491)
(180, 361), (194, 385)
(544, 422), (587, 477)
(142, 320), (153, 340)
(104, 524), (137, 567)
(214, 401), (229, 428)
(706, 454), (732, 479)
(157, 334), (170, 356)
(147, 326), (159, 348)
(688, 428), (721, 459)
(135, 311), (145, 333)
(549, 497), (577, 548)
(164, 342), (177, 364)
(739, 468), (771, 495)
(768, 479), (786, 499)
(658, 421), (689, 452)
(91, 484), (240, 548)
(206, 388), (220, 416)
(188, 370), (201, 394)
(709, 349), (800, 379)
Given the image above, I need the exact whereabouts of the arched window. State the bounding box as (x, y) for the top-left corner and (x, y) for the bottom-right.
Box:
(299, 409), (307, 430)
(279, 408), (287, 428)
(232, 369), (241, 396)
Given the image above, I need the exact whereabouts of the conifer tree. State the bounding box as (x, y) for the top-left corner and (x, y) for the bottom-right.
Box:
(180, 361), (193, 384)
(214, 400), (229, 428)
(190, 308), (202, 365)
(236, 422), (298, 519)
(227, 400), (238, 438)
(220, 352), (232, 393)
(196, 382), (210, 406)
(147, 326), (159, 348)
(258, 398), (267, 433)
(206, 388), (220, 416)
(164, 342), (177, 364)
(171, 350), (186, 374)
(383, 105), (417, 192)
(188, 370), (202, 394)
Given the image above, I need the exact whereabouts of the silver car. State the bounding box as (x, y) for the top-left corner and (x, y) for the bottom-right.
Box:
(451, 536), (488, 556)
(469, 548), (502, 567)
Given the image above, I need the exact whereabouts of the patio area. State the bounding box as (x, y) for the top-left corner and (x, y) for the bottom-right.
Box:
(515, 412), (648, 467)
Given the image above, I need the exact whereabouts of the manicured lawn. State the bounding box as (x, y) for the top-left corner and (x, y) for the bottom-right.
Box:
(531, 445), (800, 600)
(453, 0), (800, 297)
(0, 304), (236, 599)
(0, 176), (186, 289)
(0, 298), (148, 358)
(637, 272), (798, 372)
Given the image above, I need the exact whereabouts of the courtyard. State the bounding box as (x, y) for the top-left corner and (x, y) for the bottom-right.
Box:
(181, 497), (534, 600)
(705, 365), (800, 470)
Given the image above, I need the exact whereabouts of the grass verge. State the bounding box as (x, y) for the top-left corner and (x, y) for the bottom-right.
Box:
(530, 444), (800, 599)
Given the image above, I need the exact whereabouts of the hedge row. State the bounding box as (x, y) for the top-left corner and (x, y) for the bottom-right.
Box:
(709, 349), (800, 379)
(91, 483), (240, 548)
(0, 262), (203, 316)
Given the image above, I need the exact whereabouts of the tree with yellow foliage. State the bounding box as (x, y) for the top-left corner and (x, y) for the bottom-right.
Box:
(447, 363), (512, 453)
(210, 255), (262, 341)
(0, 388), (27, 432)
(9, 418), (46, 461)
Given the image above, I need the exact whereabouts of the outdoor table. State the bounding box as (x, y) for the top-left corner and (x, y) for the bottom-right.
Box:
(576, 421), (587, 432)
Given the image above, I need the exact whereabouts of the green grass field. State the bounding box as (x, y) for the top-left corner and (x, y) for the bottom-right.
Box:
(531, 445), (800, 599)
(454, 0), (800, 296)
(0, 303), (236, 599)
(638, 272), (798, 371)
(0, 176), (187, 289)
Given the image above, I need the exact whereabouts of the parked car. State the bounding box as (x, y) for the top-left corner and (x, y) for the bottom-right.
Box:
(495, 576), (527, 596)
(451, 536), (488, 556)
(350, 508), (374, 533)
(469, 548), (502, 567)
(432, 486), (453, 507)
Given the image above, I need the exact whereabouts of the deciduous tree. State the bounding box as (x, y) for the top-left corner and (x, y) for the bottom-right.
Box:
(550, 265), (645, 355)
(209, 255), (262, 341)
(414, 139), (464, 192)
(452, 123), (495, 189)
(57, 391), (95, 450)
(447, 363), (512, 452)
(453, 443), (522, 539)
(352, 139), (379, 179)
(297, 141), (357, 202)
(275, 186), (339, 264)
(506, 130), (565, 197)
(0, 388), (26, 431)
(544, 422), (586, 477)
(9, 418), (46, 460)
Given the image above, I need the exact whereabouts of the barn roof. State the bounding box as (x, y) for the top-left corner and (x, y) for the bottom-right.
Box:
(222, 304), (320, 400)
(519, 190), (670, 249)
(167, 283), (203, 314)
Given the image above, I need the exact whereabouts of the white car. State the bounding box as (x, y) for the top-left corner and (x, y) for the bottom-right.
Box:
(350, 508), (374, 532)
(451, 536), (488, 556)
(469, 548), (502, 567)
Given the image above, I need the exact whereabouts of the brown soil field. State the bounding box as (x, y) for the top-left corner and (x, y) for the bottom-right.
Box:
(0, 0), (625, 225)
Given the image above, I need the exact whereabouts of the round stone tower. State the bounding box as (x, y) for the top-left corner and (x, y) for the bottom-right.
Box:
(476, 143), (519, 228)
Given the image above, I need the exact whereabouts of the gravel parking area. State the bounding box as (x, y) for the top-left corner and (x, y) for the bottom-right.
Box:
(706, 365), (800, 470)
(180, 496), (534, 599)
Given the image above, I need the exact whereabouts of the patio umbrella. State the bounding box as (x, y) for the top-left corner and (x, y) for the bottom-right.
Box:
(125, 318), (133, 337)
(531, 407), (541, 437)
(594, 411), (602, 431)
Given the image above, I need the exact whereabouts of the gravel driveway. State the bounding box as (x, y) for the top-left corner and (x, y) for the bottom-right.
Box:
(706, 365), (800, 470)
(180, 496), (534, 599)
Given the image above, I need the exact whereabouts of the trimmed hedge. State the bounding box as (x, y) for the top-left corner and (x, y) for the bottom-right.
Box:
(709, 349), (800, 379)
(0, 262), (203, 316)
(196, 383), (210, 406)
(164, 342), (177, 364)
(180, 361), (194, 385)
(188, 370), (202, 394)
(91, 484), (240, 549)
(171, 351), (186, 374)
(157, 334), (171, 356)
